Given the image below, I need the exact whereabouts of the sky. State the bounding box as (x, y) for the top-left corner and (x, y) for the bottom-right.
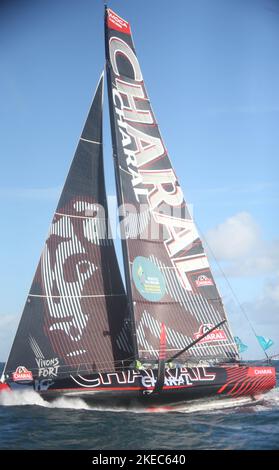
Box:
(0, 0), (278, 360)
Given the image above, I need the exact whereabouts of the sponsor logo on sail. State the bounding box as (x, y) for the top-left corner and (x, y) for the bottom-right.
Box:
(36, 358), (60, 378)
(42, 199), (97, 345)
(195, 275), (214, 287)
(132, 256), (166, 302)
(194, 324), (227, 343)
(29, 336), (61, 378)
(107, 8), (131, 34)
(12, 366), (33, 382)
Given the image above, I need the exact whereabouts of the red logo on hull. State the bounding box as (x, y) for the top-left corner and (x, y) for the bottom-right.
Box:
(12, 366), (33, 382)
(248, 367), (275, 378)
(194, 324), (227, 343)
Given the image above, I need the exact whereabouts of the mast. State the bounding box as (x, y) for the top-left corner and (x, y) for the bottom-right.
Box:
(153, 323), (166, 394)
(104, 6), (139, 360)
(105, 7), (239, 364)
(4, 73), (132, 381)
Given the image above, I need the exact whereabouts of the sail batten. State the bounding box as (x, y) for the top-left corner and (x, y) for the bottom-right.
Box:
(80, 138), (102, 144)
(105, 7), (238, 363)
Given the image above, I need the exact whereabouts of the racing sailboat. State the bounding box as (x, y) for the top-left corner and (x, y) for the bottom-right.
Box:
(0, 7), (275, 406)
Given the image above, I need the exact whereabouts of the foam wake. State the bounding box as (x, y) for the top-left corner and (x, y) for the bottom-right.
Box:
(0, 389), (90, 410)
(172, 396), (262, 414)
(167, 387), (279, 414)
(0, 389), (131, 412)
(255, 386), (279, 411)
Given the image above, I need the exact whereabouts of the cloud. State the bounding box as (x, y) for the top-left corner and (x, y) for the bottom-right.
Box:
(206, 212), (260, 260)
(263, 275), (279, 306)
(204, 212), (279, 357)
(242, 276), (279, 357)
(241, 274), (279, 327)
(224, 275), (279, 359)
(205, 211), (279, 277)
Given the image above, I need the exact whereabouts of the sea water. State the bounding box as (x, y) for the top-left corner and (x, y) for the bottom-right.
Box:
(0, 362), (278, 450)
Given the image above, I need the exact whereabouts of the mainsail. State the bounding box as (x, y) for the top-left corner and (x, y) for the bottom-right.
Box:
(4, 73), (132, 381)
(105, 7), (239, 363)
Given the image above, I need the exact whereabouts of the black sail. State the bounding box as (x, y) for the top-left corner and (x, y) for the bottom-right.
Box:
(105, 8), (239, 363)
(4, 73), (133, 381)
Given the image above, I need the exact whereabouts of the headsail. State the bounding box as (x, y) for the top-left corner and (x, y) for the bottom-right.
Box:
(4, 73), (132, 382)
(105, 8), (239, 363)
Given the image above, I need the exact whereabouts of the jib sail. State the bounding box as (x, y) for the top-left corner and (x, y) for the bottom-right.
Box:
(4, 73), (132, 382)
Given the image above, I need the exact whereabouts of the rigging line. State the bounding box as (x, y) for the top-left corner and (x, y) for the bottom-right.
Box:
(195, 220), (269, 358)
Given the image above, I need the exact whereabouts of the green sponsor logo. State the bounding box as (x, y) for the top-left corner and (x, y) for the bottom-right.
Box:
(132, 256), (166, 302)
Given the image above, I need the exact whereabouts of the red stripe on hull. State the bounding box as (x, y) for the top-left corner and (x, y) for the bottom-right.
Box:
(218, 366), (276, 398)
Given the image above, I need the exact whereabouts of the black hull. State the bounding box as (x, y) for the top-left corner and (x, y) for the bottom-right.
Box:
(4, 365), (276, 409)
(40, 383), (227, 408)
